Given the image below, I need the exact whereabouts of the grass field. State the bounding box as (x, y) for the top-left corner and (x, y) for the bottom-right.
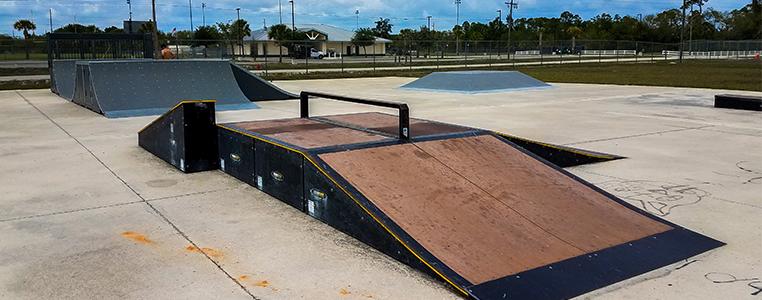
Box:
(2, 59), (760, 91)
(262, 60), (762, 92)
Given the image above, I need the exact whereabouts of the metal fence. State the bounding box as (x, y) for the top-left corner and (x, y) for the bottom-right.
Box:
(1, 37), (759, 76)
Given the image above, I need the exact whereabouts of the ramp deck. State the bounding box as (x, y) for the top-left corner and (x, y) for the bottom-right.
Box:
(139, 94), (723, 299)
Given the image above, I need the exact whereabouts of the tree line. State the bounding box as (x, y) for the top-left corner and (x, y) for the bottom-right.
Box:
(376, 1), (761, 43)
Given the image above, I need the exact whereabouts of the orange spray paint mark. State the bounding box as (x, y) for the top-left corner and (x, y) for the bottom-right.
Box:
(121, 231), (154, 244)
(185, 245), (224, 259)
(238, 275), (250, 281)
(339, 288), (351, 296)
(254, 280), (270, 288)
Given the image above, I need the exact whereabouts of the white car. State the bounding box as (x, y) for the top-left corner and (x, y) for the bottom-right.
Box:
(309, 48), (325, 59)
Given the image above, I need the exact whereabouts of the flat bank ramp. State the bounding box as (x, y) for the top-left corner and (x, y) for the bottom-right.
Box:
(319, 134), (721, 298)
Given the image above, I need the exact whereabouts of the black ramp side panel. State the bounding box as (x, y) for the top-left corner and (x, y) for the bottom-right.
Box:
(138, 101), (219, 173)
(182, 102), (220, 172)
(51, 60), (77, 100)
(495, 133), (624, 167)
(400, 71), (551, 94)
(85, 59), (258, 118)
(715, 94), (762, 111)
(468, 228), (724, 299)
(230, 63), (298, 101)
(218, 129), (256, 186)
(255, 140), (304, 210)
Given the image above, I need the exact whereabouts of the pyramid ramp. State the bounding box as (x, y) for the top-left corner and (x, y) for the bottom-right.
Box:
(401, 71), (551, 93)
(139, 92), (723, 299)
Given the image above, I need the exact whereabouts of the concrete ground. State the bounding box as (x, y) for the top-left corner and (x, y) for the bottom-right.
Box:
(1, 78), (760, 299)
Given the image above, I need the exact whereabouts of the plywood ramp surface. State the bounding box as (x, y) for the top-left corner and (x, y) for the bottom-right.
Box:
(322, 112), (472, 137)
(319, 135), (671, 285)
(228, 118), (389, 149)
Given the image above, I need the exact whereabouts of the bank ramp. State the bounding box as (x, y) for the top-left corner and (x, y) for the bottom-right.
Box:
(51, 59), (296, 118)
(139, 93), (723, 299)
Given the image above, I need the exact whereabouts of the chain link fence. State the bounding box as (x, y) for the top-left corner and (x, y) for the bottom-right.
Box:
(1, 37), (760, 75)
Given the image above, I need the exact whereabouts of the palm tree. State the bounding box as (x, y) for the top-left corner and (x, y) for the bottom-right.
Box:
(13, 19), (36, 59)
(268, 24), (292, 62)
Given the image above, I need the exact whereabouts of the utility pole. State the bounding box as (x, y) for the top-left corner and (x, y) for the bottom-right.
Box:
(427, 16), (432, 30)
(279, 0), (283, 24)
(127, 0), (133, 33)
(679, 0), (686, 63)
(152, 0), (160, 58)
(497, 9), (502, 22)
(189, 0), (194, 32)
(202, 3), (206, 27)
(506, 0), (517, 59)
(49, 9), (53, 33)
(355, 10), (360, 30)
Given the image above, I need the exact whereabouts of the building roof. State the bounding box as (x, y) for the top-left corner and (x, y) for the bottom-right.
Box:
(247, 23), (391, 43)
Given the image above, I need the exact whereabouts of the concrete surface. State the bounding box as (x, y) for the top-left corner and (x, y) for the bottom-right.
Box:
(1, 78), (761, 299)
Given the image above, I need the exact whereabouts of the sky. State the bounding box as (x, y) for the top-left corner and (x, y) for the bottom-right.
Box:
(0, 0), (752, 36)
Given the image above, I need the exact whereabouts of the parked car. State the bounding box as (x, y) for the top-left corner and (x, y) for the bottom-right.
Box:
(293, 46), (325, 59)
(309, 48), (325, 59)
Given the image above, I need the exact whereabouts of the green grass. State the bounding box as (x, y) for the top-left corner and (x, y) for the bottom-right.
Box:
(0, 79), (50, 90)
(519, 60), (762, 91)
(3, 59), (760, 92)
(0, 68), (49, 76)
(0, 53), (48, 61)
(263, 60), (762, 92)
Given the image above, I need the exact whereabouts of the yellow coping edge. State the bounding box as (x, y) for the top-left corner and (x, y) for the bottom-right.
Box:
(217, 124), (471, 296)
(493, 131), (618, 160)
(137, 100), (217, 134)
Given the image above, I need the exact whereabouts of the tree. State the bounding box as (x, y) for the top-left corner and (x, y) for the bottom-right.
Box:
(104, 26), (124, 33)
(13, 19), (36, 59)
(218, 19), (251, 56)
(373, 18), (393, 39)
(193, 26), (221, 47)
(352, 28), (376, 57)
(54, 23), (102, 33)
(268, 24), (293, 62)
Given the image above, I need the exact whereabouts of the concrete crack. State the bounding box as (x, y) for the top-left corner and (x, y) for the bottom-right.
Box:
(17, 91), (260, 300)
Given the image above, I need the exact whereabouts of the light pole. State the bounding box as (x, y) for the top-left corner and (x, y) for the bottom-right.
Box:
(455, 0), (461, 54)
(202, 3), (206, 27)
(497, 9), (501, 21)
(152, 0), (160, 58)
(355, 10), (360, 30)
(427, 16), (432, 30)
(289, 0), (295, 63)
(127, 0), (133, 33)
(680, 0), (686, 63)
(279, 0), (283, 24)
(236, 7), (241, 56)
(189, 0), (194, 32)
(289, 0), (295, 32)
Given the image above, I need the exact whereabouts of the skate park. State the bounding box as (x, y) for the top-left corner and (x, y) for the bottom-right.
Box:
(2, 66), (762, 298)
(2, 0), (762, 294)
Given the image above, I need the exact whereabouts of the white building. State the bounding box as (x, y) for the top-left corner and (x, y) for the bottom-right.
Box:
(246, 24), (391, 57)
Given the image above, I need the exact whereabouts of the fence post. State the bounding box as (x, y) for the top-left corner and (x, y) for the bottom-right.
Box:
(305, 43), (309, 74)
(341, 41), (345, 73)
(373, 43), (376, 72)
(488, 41), (492, 67)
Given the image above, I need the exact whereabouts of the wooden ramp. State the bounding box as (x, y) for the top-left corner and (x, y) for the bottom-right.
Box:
(139, 93), (723, 299)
